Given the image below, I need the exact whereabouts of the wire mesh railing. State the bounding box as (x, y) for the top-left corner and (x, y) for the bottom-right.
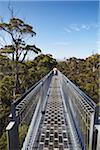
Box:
(6, 71), (53, 150)
(61, 72), (96, 150)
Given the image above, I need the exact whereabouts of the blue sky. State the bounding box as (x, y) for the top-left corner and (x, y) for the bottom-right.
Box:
(0, 1), (99, 59)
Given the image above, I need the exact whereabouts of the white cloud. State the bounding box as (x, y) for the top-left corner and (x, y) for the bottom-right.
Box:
(64, 28), (71, 33)
(64, 23), (98, 33)
(70, 24), (80, 31)
(81, 24), (89, 30)
(64, 24), (80, 32)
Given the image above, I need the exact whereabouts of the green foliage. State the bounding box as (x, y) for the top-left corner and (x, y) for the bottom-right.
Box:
(18, 54), (57, 90)
(0, 105), (10, 119)
(0, 75), (14, 105)
(0, 132), (7, 150)
(57, 54), (99, 104)
(0, 18), (41, 62)
(0, 17), (41, 96)
(19, 123), (28, 148)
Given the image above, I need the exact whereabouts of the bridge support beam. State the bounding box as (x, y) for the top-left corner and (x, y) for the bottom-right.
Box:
(6, 121), (19, 150)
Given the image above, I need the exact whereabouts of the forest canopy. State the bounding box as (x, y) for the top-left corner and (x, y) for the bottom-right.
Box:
(57, 54), (99, 104)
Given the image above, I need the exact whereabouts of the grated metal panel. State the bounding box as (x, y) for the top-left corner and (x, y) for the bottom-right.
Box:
(33, 76), (72, 150)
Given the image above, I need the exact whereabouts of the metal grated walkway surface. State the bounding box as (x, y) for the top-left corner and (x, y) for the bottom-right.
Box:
(33, 76), (72, 150)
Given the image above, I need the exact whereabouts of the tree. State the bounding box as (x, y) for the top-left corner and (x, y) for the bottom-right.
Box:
(0, 18), (41, 97)
(21, 54), (58, 89)
(0, 75), (14, 105)
(57, 54), (99, 104)
(0, 132), (7, 150)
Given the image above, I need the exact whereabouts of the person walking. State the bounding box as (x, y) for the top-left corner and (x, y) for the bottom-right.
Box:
(53, 67), (58, 75)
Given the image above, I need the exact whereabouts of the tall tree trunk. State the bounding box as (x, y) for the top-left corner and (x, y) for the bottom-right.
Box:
(12, 52), (16, 99)
(15, 48), (20, 95)
(15, 69), (19, 94)
(12, 46), (20, 99)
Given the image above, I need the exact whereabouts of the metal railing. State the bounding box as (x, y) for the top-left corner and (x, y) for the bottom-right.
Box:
(60, 72), (96, 150)
(6, 71), (53, 150)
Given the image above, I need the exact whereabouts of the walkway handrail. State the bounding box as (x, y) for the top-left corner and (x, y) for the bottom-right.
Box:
(60, 72), (96, 150)
(13, 71), (53, 106)
(62, 74), (96, 109)
(6, 71), (53, 150)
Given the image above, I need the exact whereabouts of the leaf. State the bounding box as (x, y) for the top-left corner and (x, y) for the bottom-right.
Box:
(0, 49), (14, 53)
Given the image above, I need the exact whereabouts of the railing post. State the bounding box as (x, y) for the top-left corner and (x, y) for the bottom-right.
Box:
(89, 112), (95, 150)
(6, 103), (19, 150)
(92, 106), (100, 150)
(41, 80), (45, 114)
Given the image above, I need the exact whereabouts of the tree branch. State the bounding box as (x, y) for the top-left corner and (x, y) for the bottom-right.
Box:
(0, 25), (16, 44)
(20, 50), (28, 62)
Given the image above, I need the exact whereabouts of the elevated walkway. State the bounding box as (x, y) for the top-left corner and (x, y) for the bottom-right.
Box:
(6, 71), (100, 150)
(33, 76), (73, 149)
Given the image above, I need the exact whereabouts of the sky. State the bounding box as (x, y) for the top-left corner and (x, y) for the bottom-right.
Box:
(0, 1), (99, 60)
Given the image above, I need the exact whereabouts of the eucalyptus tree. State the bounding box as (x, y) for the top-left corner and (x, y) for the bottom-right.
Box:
(0, 18), (41, 97)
